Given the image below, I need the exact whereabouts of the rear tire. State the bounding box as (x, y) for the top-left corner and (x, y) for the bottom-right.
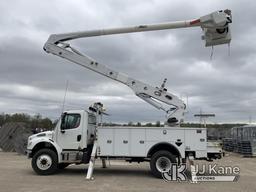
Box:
(150, 150), (177, 178)
(32, 149), (58, 175)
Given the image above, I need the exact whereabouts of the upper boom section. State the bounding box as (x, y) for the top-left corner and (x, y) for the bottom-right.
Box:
(44, 9), (231, 48)
(45, 20), (198, 44)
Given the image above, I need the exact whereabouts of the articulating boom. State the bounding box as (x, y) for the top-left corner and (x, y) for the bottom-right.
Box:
(44, 9), (232, 126)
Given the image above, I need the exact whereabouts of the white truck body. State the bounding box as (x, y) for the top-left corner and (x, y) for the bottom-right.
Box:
(98, 127), (207, 158)
(27, 110), (221, 177)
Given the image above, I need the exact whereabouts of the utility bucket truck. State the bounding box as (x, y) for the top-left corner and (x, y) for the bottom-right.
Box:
(27, 10), (232, 179)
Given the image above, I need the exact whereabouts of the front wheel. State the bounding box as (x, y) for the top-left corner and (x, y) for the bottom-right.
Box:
(32, 149), (58, 175)
(150, 150), (177, 178)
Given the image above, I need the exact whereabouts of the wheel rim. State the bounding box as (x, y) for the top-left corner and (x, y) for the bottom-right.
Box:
(156, 156), (171, 172)
(36, 154), (52, 170)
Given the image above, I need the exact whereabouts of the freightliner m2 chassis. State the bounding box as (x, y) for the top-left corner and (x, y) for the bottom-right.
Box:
(27, 10), (232, 179)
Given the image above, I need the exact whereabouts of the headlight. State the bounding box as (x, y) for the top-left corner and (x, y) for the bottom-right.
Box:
(37, 133), (46, 137)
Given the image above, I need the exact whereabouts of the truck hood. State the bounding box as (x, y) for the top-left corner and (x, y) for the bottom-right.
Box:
(28, 131), (53, 141)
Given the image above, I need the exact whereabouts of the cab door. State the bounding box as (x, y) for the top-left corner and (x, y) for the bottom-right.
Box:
(57, 113), (83, 150)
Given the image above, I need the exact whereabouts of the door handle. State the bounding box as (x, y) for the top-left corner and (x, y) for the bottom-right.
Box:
(77, 135), (81, 141)
(123, 140), (128, 144)
(61, 130), (65, 134)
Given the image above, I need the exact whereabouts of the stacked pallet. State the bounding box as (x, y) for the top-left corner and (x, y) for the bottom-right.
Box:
(237, 141), (243, 153)
(230, 125), (256, 157)
(240, 141), (252, 157)
(0, 122), (31, 155)
(252, 141), (256, 156)
(232, 139), (238, 152)
(222, 138), (234, 151)
(237, 140), (256, 157)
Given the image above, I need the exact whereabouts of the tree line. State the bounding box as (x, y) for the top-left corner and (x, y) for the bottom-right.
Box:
(0, 113), (245, 130)
(0, 113), (55, 130)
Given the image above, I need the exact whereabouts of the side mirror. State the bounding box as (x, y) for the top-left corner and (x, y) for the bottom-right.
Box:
(60, 112), (67, 132)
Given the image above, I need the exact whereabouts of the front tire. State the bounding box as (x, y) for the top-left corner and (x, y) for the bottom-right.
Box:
(150, 150), (177, 178)
(32, 149), (58, 175)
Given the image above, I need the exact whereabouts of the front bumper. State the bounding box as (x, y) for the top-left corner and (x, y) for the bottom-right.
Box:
(26, 150), (32, 158)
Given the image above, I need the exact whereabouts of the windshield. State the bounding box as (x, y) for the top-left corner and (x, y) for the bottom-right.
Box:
(53, 118), (61, 131)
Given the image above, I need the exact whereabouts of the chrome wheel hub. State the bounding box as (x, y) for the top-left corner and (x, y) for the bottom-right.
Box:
(36, 154), (52, 170)
(156, 157), (171, 172)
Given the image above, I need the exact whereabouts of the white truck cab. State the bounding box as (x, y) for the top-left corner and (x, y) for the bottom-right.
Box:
(27, 109), (222, 178)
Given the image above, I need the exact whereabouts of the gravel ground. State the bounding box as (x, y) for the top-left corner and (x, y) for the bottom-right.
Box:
(0, 151), (255, 192)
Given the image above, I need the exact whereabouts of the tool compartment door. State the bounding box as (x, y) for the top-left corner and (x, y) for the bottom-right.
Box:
(185, 128), (207, 158)
(185, 128), (207, 150)
(98, 128), (114, 156)
(130, 129), (146, 156)
(114, 129), (130, 156)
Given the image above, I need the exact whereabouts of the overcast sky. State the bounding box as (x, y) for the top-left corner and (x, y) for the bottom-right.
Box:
(0, 0), (255, 124)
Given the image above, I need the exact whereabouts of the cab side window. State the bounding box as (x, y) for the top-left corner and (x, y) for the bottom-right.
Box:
(61, 114), (81, 130)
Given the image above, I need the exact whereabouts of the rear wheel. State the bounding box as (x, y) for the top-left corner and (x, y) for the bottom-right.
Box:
(32, 149), (58, 175)
(150, 150), (177, 178)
